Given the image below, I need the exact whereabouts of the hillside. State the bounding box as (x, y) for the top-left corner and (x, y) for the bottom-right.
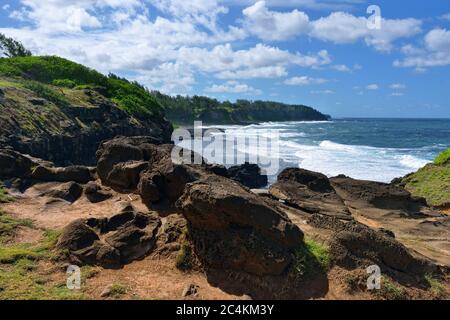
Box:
(152, 91), (330, 124)
(0, 55), (330, 165)
(401, 148), (450, 208)
(0, 56), (173, 165)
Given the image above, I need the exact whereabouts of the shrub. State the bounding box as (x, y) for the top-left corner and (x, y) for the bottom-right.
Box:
(425, 274), (446, 298)
(377, 277), (406, 300)
(22, 81), (69, 107)
(0, 183), (12, 203)
(175, 240), (194, 271)
(109, 283), (128, 297)
(52, 79), (76, 88)
(290, 238), (330, 281)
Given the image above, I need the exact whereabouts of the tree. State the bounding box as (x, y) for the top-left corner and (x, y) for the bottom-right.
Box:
(0, 33), (32, 58)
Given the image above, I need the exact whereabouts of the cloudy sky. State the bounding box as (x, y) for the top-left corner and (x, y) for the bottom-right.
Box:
(1, 0), (450, 118)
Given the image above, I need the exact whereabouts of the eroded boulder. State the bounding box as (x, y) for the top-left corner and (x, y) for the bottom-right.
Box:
(270, 168), (351, 218)
(42, 181), (83, 203)
(57, 204), (161, 267)
(84, 181), (112, 203)
(176, 175), (304, 276)
(31, 165), (94, 183)
(96, 136), (172, 190)
(308, 214), (437, 275)
(228, 162), (268, 189)
(330, 175), (427, 212)
(0, 149), (34, 178)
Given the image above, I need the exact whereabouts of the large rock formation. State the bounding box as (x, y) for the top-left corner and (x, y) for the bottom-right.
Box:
(96, 136), (169, 190)
(41, 181), (83, 203)
(0, 148), (34, 178)
(176, 175), (304, 276)
(227, 162), (268, 189)
(269, 168), (351, 219)
(31, 165), (94, 184)
(57, 204), (161, 268)
(308, 214), (438, 276)
(0, 83), (173, 166)
(330, 175), (427, 213)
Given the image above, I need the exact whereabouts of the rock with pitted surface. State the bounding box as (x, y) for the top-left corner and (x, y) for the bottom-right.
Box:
(84, 181), (112, 203)
(330, 175), (427, 213)
(57, 204), (161, 267)
(227, 162), (268, 189)
(96, 136), (175, 190)
(31, 165), (94, 183)
(308, 214), (437, 276)
(269, 168), (351, 219)
(0, 148), (34, 178)
(41, 181), (83, 203)
(176, 175), (304, 276)
(140, 163), (208, 206)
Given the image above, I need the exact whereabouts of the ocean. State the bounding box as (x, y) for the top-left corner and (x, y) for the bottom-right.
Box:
(177, 119), (450, 184)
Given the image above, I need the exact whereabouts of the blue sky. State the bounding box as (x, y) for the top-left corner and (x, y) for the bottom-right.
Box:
(1, 0), (450, 118)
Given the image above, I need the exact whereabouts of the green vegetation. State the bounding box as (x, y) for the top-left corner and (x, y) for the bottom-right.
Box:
(425, 273), (446, 298)
(22, 81), (69, 107)
(0, 183), (12, 203)
(0, 33), (32, 58)
(0, 211), (33, 244)
(153, 91), (330, 124)
(376, 277), (406, 300)
(0, 53), (328, 125)
(0, 56), (163, 116)
(434, 148), (450, 166)
(0, 213), (84, 300)
(402, 148), (450, 207)
(290, 238), (330, 281)
(108, 283), (128, 297)
(0, 228), (60, 263)
(51, 79), (76, 88)
(175, 239), (194, 271)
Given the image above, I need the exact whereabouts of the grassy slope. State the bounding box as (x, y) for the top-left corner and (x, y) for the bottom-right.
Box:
(0, 208), (85, 299)
(0, 56), (163, 117)
(402, 148), (450, 207)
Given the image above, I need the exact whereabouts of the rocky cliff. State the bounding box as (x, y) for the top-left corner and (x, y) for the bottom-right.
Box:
(0, 56), (173, 166)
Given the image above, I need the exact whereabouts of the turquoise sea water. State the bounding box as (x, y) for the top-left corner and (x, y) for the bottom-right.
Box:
(182, 119), (450, 184)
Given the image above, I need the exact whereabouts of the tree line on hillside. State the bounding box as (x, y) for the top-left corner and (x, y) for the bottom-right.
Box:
(0, 33), (329, 124)
(152, 91), (330, 124)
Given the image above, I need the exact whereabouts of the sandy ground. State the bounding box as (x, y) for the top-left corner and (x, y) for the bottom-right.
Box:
(1, 181), (449, 300)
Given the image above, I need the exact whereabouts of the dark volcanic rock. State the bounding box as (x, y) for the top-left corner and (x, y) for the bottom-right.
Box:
(270, 168), (351, 218)
(84, 181), (112, 203)
(1, 84), (173, 166)
(330, 175), (427, 212)
(278, 168), (333, 192)
(228, 162), (268, 189)
(57, 204), (161, 267)
(96, 136), (172, 190)
(176, 175), (304, 276)
(31, 165), (94, 183)
(0, 149), (34, 178)
(104, 160), (148, 190)
(140, 164), (208, 206)
(42, 181), (83, 203)
(308, 214), (436, 275)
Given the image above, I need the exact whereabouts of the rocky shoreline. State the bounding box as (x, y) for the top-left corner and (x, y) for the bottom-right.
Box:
(1, 135), (449, 299)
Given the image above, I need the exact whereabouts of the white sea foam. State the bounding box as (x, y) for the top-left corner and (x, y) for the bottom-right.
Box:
(179, 121), (435, 184)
